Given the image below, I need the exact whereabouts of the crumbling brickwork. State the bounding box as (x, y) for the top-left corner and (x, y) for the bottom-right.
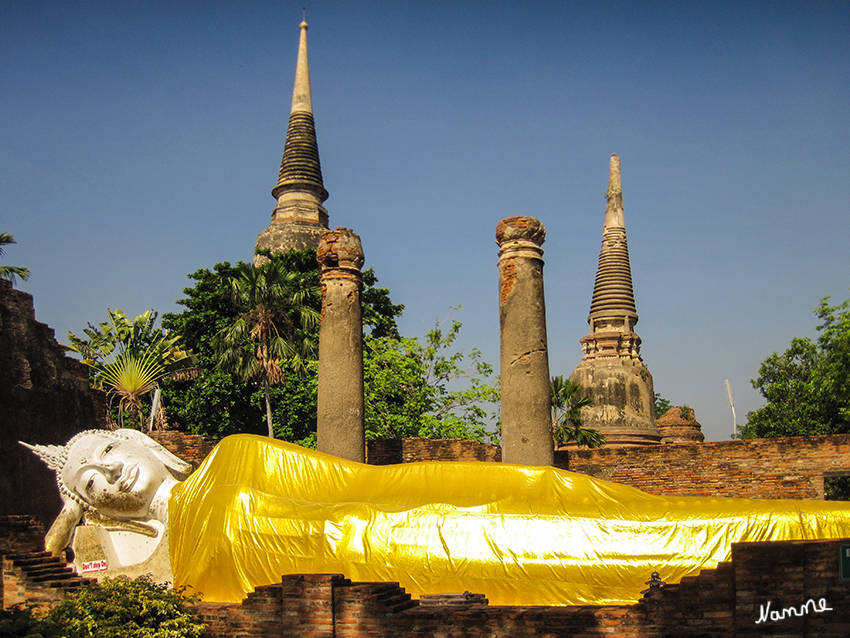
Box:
(188, 538), (850, 637)
(371, 434), (850, 500)
(560, 434), (850, 499)
(0, 280), (107, 526)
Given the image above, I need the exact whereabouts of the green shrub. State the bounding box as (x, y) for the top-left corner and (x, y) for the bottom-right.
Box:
(0, 605), (59, 638)
(48, 576), (205, 638)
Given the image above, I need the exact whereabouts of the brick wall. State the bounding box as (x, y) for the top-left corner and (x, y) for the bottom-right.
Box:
(366, 438), (502, 465)
(1, 554), (73, 612)
(190, 538), (850, 637)
(366, 434), (850, 500)
(0, 516), (46, 605)
(148, 431), (218, 469)
(0, 280), (107, 526)
(0, 516), (92, 612)
(559, 434), (850, 499)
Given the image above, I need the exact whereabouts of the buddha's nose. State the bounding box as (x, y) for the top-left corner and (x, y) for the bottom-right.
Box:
(101, 460), (124, 483)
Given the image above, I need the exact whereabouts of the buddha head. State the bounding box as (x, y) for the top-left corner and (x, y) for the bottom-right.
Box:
(22, 429), (194, 555)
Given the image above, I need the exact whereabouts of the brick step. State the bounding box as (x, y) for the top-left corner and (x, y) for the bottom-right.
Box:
(387, 598), (418, 613)
(365, 583), (418, 612)
(23, 562), (73, 575)
(369, 582), (404, 598)
(6, 549), (94, 592)
(30, 570), (77, 583)
(9, 552), (57, 566)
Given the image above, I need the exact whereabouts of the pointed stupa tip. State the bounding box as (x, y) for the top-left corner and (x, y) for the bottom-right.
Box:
(586, 152), (636, 323)
(291, 18), (313, 114)
(604, 153), (625, 230)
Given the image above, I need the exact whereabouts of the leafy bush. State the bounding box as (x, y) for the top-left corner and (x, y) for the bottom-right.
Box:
(0, 605), (59, 638)
(48, 576), (205, 638)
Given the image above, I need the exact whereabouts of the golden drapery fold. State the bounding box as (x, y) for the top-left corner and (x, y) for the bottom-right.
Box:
(169, 434), (850, 605)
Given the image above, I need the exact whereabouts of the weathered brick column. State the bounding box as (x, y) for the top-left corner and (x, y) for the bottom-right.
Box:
(496, 217), (554, 466)
(316, 228), (365, 462)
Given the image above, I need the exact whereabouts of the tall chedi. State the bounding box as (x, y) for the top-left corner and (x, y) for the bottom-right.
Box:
(569, 154), (660, 446)
(255, 20), (329, 262)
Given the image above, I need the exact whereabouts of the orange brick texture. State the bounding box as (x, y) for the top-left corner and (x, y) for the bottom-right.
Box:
(190, 538), (850, 637)
(558, 434), (850, 499)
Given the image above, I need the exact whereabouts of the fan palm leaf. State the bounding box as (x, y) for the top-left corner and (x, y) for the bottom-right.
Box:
(99, 350), (169, 428)
(67, 309), (197, 429)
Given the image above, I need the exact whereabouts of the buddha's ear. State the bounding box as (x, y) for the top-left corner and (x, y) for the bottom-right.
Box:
(45, 499), (83, 558)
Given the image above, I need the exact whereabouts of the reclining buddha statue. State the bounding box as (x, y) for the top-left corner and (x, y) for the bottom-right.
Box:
(23, 429), (850, 606)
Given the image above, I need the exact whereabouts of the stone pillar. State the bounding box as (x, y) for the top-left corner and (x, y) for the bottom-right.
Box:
(316, 228), (365, 462)
(496, 217), (554, 466)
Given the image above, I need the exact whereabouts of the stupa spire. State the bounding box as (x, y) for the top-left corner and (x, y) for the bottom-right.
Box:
(290, 20), (313, 114)
(255, 19), (329, 262)
(588, 154), (637, 329)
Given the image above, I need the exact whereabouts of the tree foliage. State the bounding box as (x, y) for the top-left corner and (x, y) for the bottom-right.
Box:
(0, 231), (30, 285)
(212, 260), (320, 437)
(161, 251), (324, 442)
(747, 294), (850, 438)
(67, 309), (196, 429)
(653, 392), (672, 419)
(363, 314), (500, 442)
(161, 251), (497, 444)
(550, 376), (605, 448)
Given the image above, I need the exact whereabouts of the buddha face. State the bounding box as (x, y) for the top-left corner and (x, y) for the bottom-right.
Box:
(60, 433), (174, 520)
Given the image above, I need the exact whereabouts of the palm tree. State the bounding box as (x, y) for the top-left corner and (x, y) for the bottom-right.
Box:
(0, 232), (30, 285)
(550, 375), (606, 448)
(67, 309), (196, 429)
(213, 261), (320, 438)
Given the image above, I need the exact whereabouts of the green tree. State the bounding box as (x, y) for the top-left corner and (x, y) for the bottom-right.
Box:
(732, 422), (758, 440)
(0, 232), (30, 285)
(213, 260), (320, 438)
(550, 376), (605, 448)
(67, 309), (195, 429)
(162, 250), (406, 443)
(160, 251), (346, 442)
(747, 294), (850, 438)
(161, 249), (497, 445)
(363, 314), (500, 442)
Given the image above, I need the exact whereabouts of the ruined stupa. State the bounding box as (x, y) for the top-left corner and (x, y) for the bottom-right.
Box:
(569, 154), (660, 446)
(656, 406), (705, 444)
(254, 20), (329, 262)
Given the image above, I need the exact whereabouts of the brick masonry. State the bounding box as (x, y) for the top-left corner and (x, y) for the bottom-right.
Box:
(368, 434), (850, 500)
(189, 538), (850, 637)
(366, 438), (502, 465)
(148, 431), (219, 470)
(0, 280), (107, 527)
(0, 516), (92, 612)
(557, 434), (850, 499)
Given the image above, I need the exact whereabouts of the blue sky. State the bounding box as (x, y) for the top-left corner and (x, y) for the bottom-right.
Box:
(2, 1), (849, 442)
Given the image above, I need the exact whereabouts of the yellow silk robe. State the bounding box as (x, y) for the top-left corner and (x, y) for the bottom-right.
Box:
(168, 434), (850, 605)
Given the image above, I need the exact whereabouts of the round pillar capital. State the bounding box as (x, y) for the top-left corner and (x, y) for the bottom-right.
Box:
(495, 216), (546, 248)
(317, 228), (364, 271)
